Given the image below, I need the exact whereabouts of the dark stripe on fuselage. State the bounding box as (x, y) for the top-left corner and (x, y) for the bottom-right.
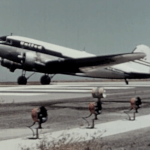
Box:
(0, 39), (70, 59)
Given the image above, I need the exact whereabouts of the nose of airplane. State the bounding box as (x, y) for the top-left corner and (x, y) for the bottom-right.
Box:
(0, 44), (10, 57)
(0, 36), (7, 42)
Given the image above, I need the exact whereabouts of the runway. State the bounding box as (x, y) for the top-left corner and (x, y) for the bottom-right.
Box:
(0, 81), (140, 103)
(0, 81), (150, 149)
(0, 81), (135, 103)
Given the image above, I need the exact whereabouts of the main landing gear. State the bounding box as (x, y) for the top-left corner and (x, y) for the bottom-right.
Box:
(18, 76), (27, 85)
(17, 71), (55, 85)
(40, 75), (51, 85)
(40, 74), (55, 85)
(17, 70), (27, 85)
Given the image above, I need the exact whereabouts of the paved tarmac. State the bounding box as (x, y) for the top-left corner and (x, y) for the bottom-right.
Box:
(0, 81), (135, 104)
(0, 81), (150, 150)
(1, 114), (150, 150)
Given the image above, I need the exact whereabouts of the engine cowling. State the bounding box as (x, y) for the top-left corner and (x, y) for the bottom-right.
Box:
(22, 52), (37, 68)
(1, 59), (22, 72)
(18, 52), (45, 71)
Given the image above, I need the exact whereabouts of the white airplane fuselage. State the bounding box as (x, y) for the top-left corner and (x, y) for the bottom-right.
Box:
(0, 35), (148, 84)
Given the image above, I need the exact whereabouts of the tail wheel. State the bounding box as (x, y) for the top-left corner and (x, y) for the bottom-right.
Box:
(125, 78), (129, 85)
(18, 76), (27, 85)
(40, 75), (51, 85)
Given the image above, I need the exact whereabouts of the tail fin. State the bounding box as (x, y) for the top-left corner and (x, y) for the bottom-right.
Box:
(133, 45), (150, 62)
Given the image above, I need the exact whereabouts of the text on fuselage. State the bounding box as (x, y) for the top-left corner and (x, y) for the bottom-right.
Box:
(20, 41), (43, 50)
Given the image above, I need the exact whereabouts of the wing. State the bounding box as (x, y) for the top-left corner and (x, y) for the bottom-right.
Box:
(45, 52), (145, 74)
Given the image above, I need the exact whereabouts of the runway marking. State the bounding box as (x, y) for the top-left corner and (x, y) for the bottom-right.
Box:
(1, 114), (150, 150)
(0, 88), (133, 93)
(0, 93), (46, 96)
(0, 81), (150, 94)
(0, 85), (134, 94)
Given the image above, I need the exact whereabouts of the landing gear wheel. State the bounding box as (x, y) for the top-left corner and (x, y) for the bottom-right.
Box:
(40, 75), (51, 85)
(18, 76), (27, 85)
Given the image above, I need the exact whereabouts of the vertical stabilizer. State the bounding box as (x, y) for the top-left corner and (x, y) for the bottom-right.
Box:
(113, 45), (150, 74)
(133, 45), (150, 62)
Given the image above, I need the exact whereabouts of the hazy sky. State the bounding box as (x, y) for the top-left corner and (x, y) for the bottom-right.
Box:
(0, 0), (150, 81)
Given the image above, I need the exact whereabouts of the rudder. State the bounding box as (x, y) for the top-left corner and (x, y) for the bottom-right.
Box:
(133, 45), (150, 62)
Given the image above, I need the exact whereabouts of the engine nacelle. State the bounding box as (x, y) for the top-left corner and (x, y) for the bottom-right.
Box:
(91, 87), (106, 98)
(22, 52), (37, 68)
(1, 59), (22, 72)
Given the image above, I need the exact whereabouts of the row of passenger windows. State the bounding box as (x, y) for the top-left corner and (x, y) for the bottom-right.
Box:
(20, 41), (42, 50)
(6, 39), (43, 50)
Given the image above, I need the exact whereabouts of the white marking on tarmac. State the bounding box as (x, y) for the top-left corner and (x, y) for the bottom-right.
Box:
(1, 114), (150, 150)
(0, 84), (133, 94)
(0, 87), (133, 93)
(0, 93), (46, 96)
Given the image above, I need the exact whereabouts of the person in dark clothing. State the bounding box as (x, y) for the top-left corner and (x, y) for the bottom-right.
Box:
(37, 106), (48, 128)
(135, 97), (142, 113)
(95, 98), (102, 115)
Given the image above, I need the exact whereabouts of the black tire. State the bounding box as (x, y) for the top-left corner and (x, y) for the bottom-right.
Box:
(40, 75), (51, 85)
(17, 76), (27, 85)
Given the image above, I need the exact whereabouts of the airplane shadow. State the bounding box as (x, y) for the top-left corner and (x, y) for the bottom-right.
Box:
(27, 137), (41, 140)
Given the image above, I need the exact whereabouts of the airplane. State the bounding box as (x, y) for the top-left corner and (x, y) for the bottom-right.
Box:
(0, 35), (147, 85)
